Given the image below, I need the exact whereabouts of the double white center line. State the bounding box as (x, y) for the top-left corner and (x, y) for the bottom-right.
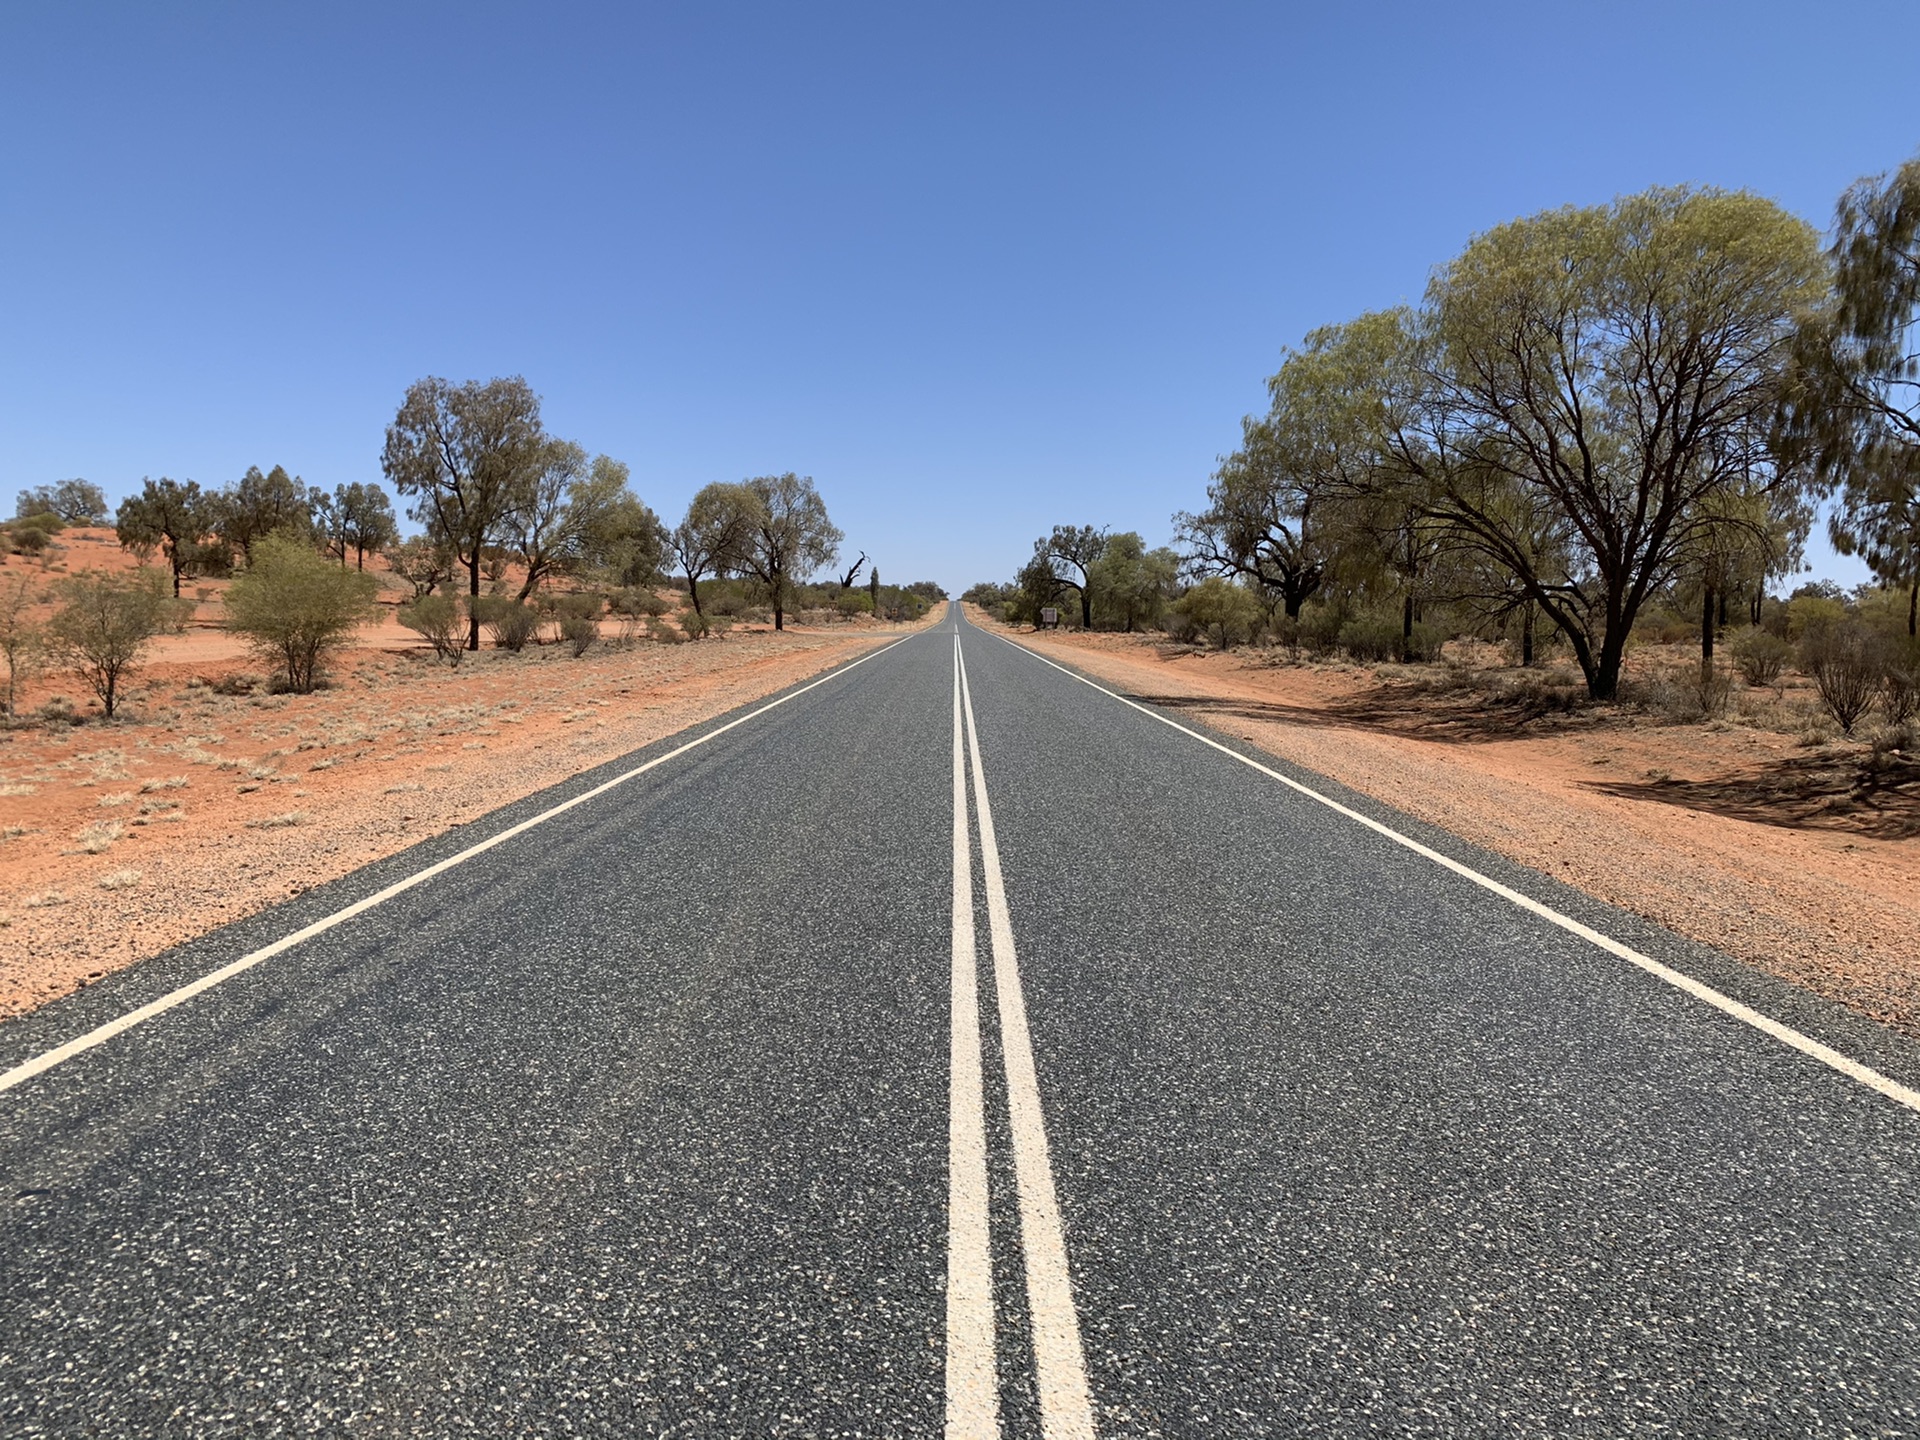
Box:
(947, 634), (1097, 1440)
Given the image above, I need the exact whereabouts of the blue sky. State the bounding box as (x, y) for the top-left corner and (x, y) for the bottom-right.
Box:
(2, 2), (1912, 594)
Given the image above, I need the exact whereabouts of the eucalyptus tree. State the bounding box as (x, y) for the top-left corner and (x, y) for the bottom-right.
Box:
(738, 473), (842, 630)
(381, 376), (546, 650)
(1778, 151), (1920, 634)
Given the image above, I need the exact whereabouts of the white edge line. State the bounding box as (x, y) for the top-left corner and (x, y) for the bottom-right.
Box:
(989, 628), (1920, 1118)
(0, 634), (918, 1097)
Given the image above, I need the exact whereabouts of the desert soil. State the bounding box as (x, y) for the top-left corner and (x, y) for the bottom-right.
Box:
(985, 613), (1920, 1038)
(0, 559), (932, 1016)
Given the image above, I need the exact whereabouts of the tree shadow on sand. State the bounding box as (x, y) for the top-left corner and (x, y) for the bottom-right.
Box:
(1586, 752), (1920, 841)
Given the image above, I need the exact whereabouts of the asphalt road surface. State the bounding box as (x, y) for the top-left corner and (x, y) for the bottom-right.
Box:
(4, 603), (1919, 1438)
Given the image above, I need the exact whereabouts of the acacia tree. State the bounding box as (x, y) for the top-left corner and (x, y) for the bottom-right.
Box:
(1, 573), (43, 715)
(738, 473), (842, 630)
(1778, 152), (1920, 635)
(115, 477), (215, 597)
(17, 479), (108, 524)
(381, 376), (546, 650)
(1353, 188), (1825, 699)
(45, 567), (179, 717)
(315, 482), (399, 570)
(668, 481), (757, 615)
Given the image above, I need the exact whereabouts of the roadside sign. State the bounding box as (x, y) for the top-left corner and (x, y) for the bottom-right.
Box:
(1040, 607), (1059, 629)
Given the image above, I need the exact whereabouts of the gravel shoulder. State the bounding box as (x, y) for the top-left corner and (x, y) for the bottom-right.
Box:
(985, 614), (1920, 1037)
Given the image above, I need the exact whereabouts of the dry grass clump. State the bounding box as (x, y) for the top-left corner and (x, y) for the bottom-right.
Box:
(68, 820), (123, 854)
(0, 782), (36, 797)
(21, 890), (68, 908)
(96, 867), (142, 890)
(247, 810), (311, 829)
(138, 775), (188, 793)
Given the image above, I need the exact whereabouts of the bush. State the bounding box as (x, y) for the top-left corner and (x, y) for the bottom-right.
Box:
(473, 595), (539, 651)
(1172, 578), (1263, 650)
(560, 614), (599, 657)
(1730, 627), (1789, 688)
(45, 567), (180, 717)
(1800, 621), (1883, 735)
(1688, 660), (1732, 719)
(680, 607), (712, 641)
(1336, 614), (1400, 662)
(10, 525), (51, 558)
(224, 533), (380, 694)
(1883, 639), (1920, 726)
(398, 594), (465, 664)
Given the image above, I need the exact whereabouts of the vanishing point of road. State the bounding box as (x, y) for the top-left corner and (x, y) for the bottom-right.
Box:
(3, 604), (1918, 1437)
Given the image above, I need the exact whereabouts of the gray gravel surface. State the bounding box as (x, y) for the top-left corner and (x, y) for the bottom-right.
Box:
(2, 607), (1918, 1437)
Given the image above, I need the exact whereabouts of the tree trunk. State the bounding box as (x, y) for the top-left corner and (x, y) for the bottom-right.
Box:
(1079, 586), (1092, 630)
(1909, 580), (1917, 638)
(773, 601), (784, 631)
(1701, 586), (1715, 665)
(467, 555), (482, 650)
(1401, 593), (1414, 662)
(1521, 604), (1535, 668)
(687, 573), (704, 616)
(1283, 590), (1304, 620)
(1589, 627), (1627, 701)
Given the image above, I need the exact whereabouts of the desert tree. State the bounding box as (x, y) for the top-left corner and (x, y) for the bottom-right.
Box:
(738, 474), (843, 630)
(115, 477), (215, 597)
(387, 536), (456, 599)
(315, 481), (399, 571)
(218, 465), (317, 565)
(508, 445), (643, 600)
(1033, 525), (1107, 630)
(224, 531), (380, 693)
(1, 573), (44, 715)
(838, 551), (868, 589)
(45, 567), (180, 718)
(1088, 532), (1179, 632)
(381, 375), (546, 650)
(17, 479), (108, 524)
(1351, 188), (1825, 699)
(667, 481), (757, 615)
(1174, 370), (1354, 622)
(1777, 151), (1920, 636)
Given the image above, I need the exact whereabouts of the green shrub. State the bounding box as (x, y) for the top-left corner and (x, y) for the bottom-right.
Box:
(1800, 620), (1882, 735)
(680, 607), (712, 641)
(398, 594), (464, 664)
(473, 595), (538, 651)
(1172, 578), (1263, 650)
(224, 532), (379, 694)
(560, 614), (599, 657)
(1884, 639), (1920, 725)
(1730, 627), (1790, 688)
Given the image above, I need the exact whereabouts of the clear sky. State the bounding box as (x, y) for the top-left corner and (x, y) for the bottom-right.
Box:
(2, 2), (1912, 595)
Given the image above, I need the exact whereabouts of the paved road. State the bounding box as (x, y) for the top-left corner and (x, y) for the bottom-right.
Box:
(3, 604), (1919, 1437)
